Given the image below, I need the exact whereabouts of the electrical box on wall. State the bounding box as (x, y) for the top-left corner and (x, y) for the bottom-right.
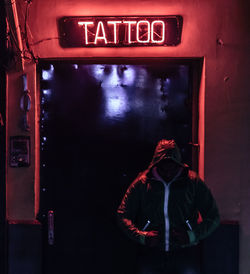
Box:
(9, 136), (30, 167)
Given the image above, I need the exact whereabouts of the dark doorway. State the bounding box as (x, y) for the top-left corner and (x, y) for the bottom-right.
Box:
(39, 59), (201, 274)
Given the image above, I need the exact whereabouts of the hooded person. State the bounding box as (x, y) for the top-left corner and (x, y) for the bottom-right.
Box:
(117, 139), (220, 254)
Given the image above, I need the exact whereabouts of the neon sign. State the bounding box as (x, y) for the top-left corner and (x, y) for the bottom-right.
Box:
(58, 16), (183, 47)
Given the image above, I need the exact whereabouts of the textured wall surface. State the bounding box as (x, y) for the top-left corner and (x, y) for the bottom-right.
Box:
(6, 0), (250, 273)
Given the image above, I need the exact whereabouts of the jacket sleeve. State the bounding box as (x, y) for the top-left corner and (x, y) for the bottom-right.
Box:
(188, 179), (220, 244)
(117, 179), (146, 245)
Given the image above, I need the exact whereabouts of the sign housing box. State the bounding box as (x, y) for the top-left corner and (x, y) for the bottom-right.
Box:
(58, 16), (183, 47)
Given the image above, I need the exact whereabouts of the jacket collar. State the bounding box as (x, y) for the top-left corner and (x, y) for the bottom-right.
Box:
(145, 165), (189, 183)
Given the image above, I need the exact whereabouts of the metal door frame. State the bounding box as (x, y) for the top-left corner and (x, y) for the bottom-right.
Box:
(37, 57), (203, 273)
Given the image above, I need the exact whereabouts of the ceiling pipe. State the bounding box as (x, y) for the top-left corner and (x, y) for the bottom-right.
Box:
(7, 0), (24, 70)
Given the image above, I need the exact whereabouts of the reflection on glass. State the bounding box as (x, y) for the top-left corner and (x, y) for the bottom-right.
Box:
(135, 67), (147, 88)
(91, 65), (105, 81)
(104, 65), (120, 87)
(104, 87), (129, 118)
(91, 65), (136, 88)
(90, 65), (133, 118)
(42, 89), (52, 96)
(42, 65), (54, 80)
(120, 65), (136, 87)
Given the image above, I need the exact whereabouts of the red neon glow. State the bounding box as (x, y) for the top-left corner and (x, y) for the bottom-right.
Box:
(78, 21), (93, 44)
(63, 16), (183, 47)
(123, 21), (137, 44)
(136, 20), (150, 43)
(107, 21), (122, 44)
(151, 20), (165, 43)
(94, 21), (108, 44)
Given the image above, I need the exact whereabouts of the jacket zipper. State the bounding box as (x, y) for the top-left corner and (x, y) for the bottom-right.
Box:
(162, 182), (171, 251)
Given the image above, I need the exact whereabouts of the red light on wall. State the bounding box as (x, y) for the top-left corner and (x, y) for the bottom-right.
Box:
(58, 16), (183, 47)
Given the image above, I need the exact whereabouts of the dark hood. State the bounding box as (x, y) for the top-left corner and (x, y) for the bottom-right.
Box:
(138, 139), (188, 183)
(148, 139), (186, 170)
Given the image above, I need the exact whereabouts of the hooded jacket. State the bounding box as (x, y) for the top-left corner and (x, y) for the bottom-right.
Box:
(117, 140), (220, 251)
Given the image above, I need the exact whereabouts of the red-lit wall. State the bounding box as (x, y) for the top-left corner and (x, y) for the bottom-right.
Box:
(5, 0), (250, 273)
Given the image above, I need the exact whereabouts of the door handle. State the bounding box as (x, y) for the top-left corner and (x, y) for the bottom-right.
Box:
(48, 210), (55, 245)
